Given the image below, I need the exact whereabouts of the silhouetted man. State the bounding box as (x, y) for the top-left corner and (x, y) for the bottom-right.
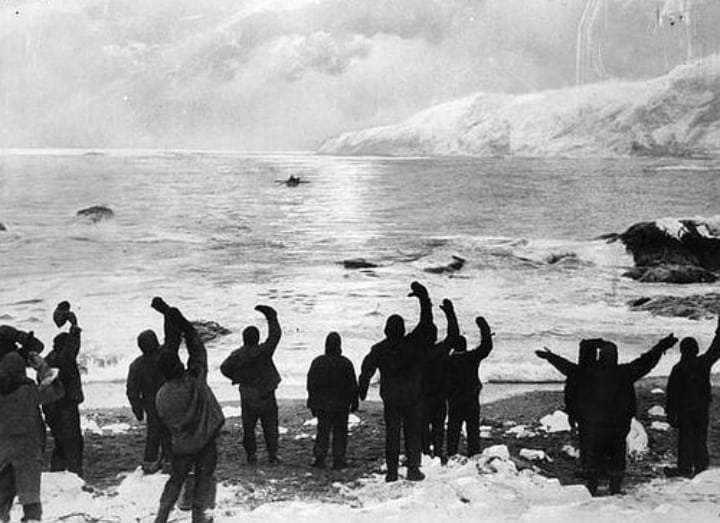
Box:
(445, 316), (493, 457)
(306, 332), (359, 470)
(359, 281), (437, 482)
(421, 299), (459, 459)
(152, 298), (224, 523)
(43, 302), (84, 476)
(665, 317), (720, 478)
(536, 339), (599, 476)
(220, 305), (282, 465)
(574, 335), (677, 495)
(127, 329), (171, 473)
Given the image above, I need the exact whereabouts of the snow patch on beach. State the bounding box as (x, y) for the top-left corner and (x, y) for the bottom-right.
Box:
(24, 450), (720, 522)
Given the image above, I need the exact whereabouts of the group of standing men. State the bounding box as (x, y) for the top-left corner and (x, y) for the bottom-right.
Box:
(537, 317), (720, 495)
(3, 286), (719, 521)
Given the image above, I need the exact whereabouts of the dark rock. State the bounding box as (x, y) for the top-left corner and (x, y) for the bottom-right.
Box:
(76, 205), (115, 223)
(342, 258), (379, 269)
(623, 265), (718, 284)
(629, 293), (720, 320)
(613, 219), (720, 271)
(609, 217), (720, 284)
(191, 320), (231, 343)
(0, 223), (5, 231)
(424, 255), (466, 274)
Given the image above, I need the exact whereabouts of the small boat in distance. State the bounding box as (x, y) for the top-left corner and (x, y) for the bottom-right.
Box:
(275, 175), (309, 187)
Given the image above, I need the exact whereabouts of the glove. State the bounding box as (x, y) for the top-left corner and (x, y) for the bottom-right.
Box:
(439, 299), (454, 313)
(475, 316), (490, 331)
(408, 281), (428, 298)
(657, 334), (678, 352)
(151, 297), (170, 314)
(358, 387), (367, 402)
(310, 408), (318, 418)
(132, 406), (144, 422)
(350, 399), (359, 413)
(535, 348), (552, 360)
(255, 304), (277, 317)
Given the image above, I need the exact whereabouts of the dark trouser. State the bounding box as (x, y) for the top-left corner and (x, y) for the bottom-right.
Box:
(677, 412), (709, 475)
(447, 399), (480, 457)
(585, 423), (628, 487)
(241, 394), (279, 458)
(145, 402), (172, 464)
(421, 396), (447, 457)
(383, 400), (422, 474)
(43, 399), (84, 476)
(578, 421), (588, 474)
(313, 410), (349, 466)
(0, 465), (42, 522)
(154, 438), (218, 523)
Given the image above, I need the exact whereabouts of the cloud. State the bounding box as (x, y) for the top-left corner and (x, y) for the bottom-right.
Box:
(1, 0), (720, 149)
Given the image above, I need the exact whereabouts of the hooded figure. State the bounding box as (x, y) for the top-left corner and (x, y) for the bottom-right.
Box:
(665, 319), (720, 478)
(0, 352), (44, 522)
(445, 316), (493, 457)
(358, 281), (437, 482)
(152, 299), (224, 523)
(578, 335), (677, 495)
(127, 329), (172, 473)
(421, 299), (459, 459)
(220, 305), (282, 465)
(42, 306), (84, 477)
(306, 332), (359, 469)
(536, 339), (598, 476)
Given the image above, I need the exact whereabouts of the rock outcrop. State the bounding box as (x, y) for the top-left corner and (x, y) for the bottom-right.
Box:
(609, 216), (720, 283)
(76, 205), (115, 223)
(629, 294), (720, 320)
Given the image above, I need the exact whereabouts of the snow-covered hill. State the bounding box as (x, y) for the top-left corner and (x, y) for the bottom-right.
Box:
(319, 56), (720, 157)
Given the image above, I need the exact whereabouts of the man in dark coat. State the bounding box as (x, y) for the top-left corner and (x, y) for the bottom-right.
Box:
(152, 298), (224, 523)
(665, 317), (720, 478)
(127, 329), (171, 473)
(0, 352), (45, 523)
(536, 339), (599, 476)
(421, 298), (459, 459)
(359, 281), (437, 482)
(445, 315), (493, 458)
(42, 302), (84, 477)
(306, 332), (359, 470)
(568, 335), (676, 495)
(220, 305), (282, 465)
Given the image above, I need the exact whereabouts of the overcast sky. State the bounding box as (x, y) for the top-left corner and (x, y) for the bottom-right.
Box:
(1, 0), (718, 149)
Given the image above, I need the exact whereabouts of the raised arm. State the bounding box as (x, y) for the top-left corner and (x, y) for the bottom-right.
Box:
(407, 281), (437, 345)
(472, 316), (494, 362)
(256, 305), (282, 356)
(699, 317), (720, 367)
(625, 334), (677, 382)
(185, 328), (208, 381)
(535, 347), (578, 377)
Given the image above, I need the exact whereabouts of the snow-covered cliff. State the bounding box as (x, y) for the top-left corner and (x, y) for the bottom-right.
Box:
(319, 56), (720, 157)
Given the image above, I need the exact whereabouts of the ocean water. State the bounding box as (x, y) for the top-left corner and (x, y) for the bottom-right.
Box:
(1, 150), (719, 405)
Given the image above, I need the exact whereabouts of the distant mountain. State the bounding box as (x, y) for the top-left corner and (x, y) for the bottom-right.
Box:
(319, 56), (720, 157)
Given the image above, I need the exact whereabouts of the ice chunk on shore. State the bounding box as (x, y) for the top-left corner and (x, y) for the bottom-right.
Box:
(540, 410), (571, 433)
(482, 444), (510, 461)
(651, 388), (665, 395)
(80, 416), (102, 435)
(519, 449), (553, 462)
(505, 425), (536, 438)
(562, 445), (580, 459)
(627, 418), (649, 456)
(651, 421), (671, 431)
(648, 406), (666, 418)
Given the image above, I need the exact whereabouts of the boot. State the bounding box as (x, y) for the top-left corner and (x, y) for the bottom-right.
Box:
(191, 507), (214, 523)
(385, 469), (398, 482)
(406, 467), (425, 481)
(608, 476), (623, 495)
